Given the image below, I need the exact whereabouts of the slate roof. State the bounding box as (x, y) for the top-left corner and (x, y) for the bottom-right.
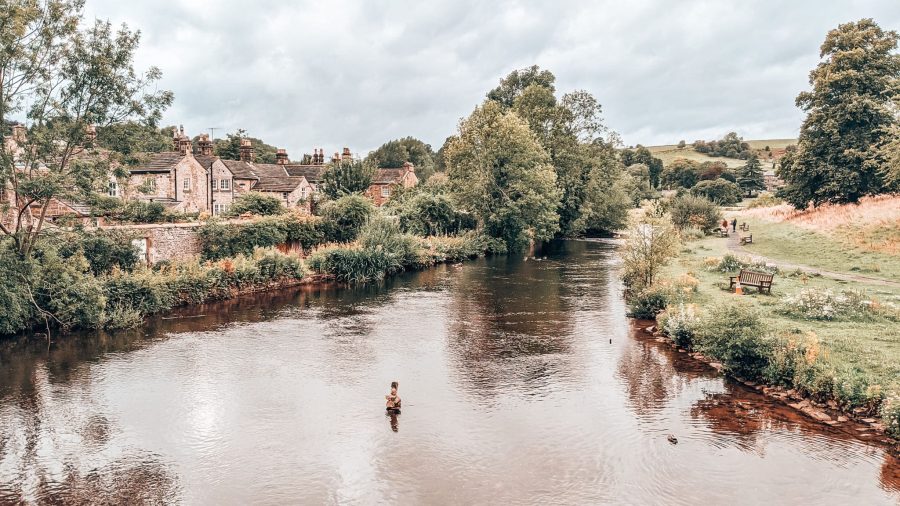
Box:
(194, 155), (218, 170)
(253, 176), (308, 193)
(251, 163), (290, 179)
(373, 168), (409, 184)
(221, 159), (258, 180)
(130, 152), (186, 173)
(284, 164), (326, 183)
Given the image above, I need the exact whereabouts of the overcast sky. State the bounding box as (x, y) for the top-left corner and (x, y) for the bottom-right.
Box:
(84, 0), (900, 158)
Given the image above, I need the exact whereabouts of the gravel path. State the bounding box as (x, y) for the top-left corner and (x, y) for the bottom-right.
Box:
(724, 231), (900, 288)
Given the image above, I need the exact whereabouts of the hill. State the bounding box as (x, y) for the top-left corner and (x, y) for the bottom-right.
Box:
(645, 138), (797, 169)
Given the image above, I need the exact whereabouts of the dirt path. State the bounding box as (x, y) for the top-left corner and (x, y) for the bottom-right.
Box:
(725, 232), (900, 288)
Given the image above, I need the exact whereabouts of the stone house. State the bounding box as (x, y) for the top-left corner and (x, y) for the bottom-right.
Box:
(127, 148), (211, 213)
(365, 162), (418, 206)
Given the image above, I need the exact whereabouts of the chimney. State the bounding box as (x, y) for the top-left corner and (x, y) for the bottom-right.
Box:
(198, 134), (213, 156)
(341, 147), (351, 162)
(332, 151), (341, 163)
(239, 138), (254, 162)
(403, 161), (415, 173)
(175, 126), (192, 155)
(276, 148), (288, 165)
(316, 148), (323, 165)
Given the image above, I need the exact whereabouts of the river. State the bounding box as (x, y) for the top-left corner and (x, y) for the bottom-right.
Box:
(0, 240), (897, 504)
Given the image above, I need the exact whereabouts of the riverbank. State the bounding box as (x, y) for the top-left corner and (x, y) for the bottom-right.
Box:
(638, 207), (900, 443)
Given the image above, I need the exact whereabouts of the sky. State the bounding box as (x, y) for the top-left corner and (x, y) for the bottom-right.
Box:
(84, 0), (900, 158)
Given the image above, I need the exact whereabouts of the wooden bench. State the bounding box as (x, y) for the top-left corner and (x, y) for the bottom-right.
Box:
(729, 269), (774, 294)
(740, 234), (753, 245)
(717, 229), (729, 238)
(739, 223), (749, 232)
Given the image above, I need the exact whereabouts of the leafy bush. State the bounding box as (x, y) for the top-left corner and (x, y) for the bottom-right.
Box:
(690, 179), (742, 206)
(317, 194), (375, 243)
(659, 302), (698, 349)
(668, 195), (722, 233)
(121, 201), (166, 223)
(704, 253), (778, 275)
(620, 202), (680, 294)
(307, 245), (401, 282)
(226, 192), (285, 217)
(881, 396), (900, 437)
(0, 248), (34, 334)
(357, 215), (424, 268)
(778, 288), (895, 321)
(627, 285), (671, 319)
(392, 192), (473, 236)
(747, 192), (783, 208)
(29, 247), (107, 331)
(694, 301), (771, 381)
(199, 215), (324, 260)
(58, 230), (139, 275)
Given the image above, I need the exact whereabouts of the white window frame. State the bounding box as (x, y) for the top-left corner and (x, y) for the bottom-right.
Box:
(381, 186), (391, 198)
(183, 178), (191, 192)
(220, 178), (230, 190)
(146, 178), (156, 192)
(107, 180), (118, 197)
(211, 179), (218, 191)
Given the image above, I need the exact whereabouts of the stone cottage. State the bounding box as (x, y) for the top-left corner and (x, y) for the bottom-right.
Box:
(365, 162), (418, 206)
(126, 128), (211, 213)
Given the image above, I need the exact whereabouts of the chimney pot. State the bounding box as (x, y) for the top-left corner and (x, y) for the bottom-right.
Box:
(276, 148), (288, 165)
(239, 138), (254, 162)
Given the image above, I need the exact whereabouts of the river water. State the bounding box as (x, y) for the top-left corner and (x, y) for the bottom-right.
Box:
(0, 240), (897, 504)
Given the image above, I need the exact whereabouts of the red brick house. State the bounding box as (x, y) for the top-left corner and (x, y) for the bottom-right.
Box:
(365, 162), (418, 206)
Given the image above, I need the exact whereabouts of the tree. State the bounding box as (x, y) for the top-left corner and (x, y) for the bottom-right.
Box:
(446, 101), (561, 250)
(736, 152), (765, 197)
(366, 137), (436, 181)
(690, 179), (742, 205)
(226, 192), (285, 217)
(96, 122), (173, 155)
(486, 65), (556, 108)
(780, 19), (899, 208)
(214, 129), (279, 163)
(677, 140), (686, 150)
(0, 1), (172, 257)
(660, 159), (701, 189)
(621, 201), (680, 293)
(621, 146), (663, 187)
(321, 159), (375, 199)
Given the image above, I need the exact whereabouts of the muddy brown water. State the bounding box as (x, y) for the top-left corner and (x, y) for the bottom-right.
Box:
(0, 240), (897, 504)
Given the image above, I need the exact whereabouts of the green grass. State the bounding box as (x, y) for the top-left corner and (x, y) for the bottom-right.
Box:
(727, 216), (900, 280)
(645, 139), (798, 169)
(665, 235), (900, 395)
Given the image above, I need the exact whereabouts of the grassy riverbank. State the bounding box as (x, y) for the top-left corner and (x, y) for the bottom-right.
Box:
(624, 197), (900, 439)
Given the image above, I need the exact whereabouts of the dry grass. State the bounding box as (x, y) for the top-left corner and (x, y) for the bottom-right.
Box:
(742, 194), (900, 255)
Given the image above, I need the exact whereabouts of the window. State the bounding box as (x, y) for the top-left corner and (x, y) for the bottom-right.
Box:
(107, 180), (118, 197)
(211, 179), (218, 191)
(183, 178), (191, 192)
(146, 178), (156, 192)
(301, 187), (307, 199)
(381, 186), (391, 198)
(220, 179), (230, 190)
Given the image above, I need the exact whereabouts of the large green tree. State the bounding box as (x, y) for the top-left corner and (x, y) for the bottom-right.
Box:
(95, 122), (173, 155)
(446, 101), (560, 249)
(621, 145), (663, 187)
(486, 65), (556, 109)
(365, 136), (436, 181)
(321, 159), (375, 200)
(0, 0), (172, 257)
(736, 152), (765, 197)
(779, 19), (899, 207)
(214, 129), (279, 163)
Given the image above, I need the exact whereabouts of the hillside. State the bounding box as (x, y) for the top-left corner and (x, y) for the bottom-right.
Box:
(646, 138), (796, 169)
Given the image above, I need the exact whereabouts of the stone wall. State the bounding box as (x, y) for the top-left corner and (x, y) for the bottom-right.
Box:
(104, 222), (202, 265)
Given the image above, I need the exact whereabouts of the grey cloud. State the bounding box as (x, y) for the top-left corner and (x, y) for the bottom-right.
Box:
(85, 0), (900, 155)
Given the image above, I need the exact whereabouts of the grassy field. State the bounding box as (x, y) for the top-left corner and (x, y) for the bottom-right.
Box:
(646, 138), (797, 169)
(662, 233), (900, 397)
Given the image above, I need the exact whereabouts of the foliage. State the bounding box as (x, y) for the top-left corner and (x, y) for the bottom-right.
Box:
(779, 288), (897, 321)
(316, 194), (375, 243)
(703, 253), (778, 275)
(486, 64), (556, 108)
(620, 202), (680, 293)
(0, 2), (172, 257)
(389, 190), (473, 236)
(694, 301), (772, 381)
(627, 285), (671, 319)
(0, 248), (34, 334)
(692, 132), (752, 159)
(321, 159), (375, 199)
(659, 303), (699, 349)
(357, 215), (423, 268)
(366, 137), (436, 181)
(690, 179), (742, 205)
(621, 146), (664, 187)
(446, 100), (561, 250)
(198, 214), (324, 261)
(882, 396), (900, 437)
(226, 192), (285, 217)
(95, 122), (173, 155)
(778, 19), (899, 207)
(213, 129), (278, 164)
(57, 230), (139, 275)
(660, 159), (701, 189)
(747, 192), (783, 208)
(28, 245), (107, 331)
(736, 152), (765, 196)
(668, 195), (722, 233)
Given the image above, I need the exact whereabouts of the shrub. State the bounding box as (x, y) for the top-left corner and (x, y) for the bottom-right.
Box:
(620, 202), (680, 294)
(317, 194), (375, 243)
(627, 285), (671, 319)
(392, 192), (473, 236)
(705, 253), (778, 275)
(659, 302), (698, 349)
(690, 179), (742, 206)
(199, 215), (324, 261)
(747, 192), (783, 208)
(0, 249), (34, 334)
(121, 201), (166, 223)
(881, 396), (900, 437)
(226, 192), (285, 217)
(779, 288), (891, 321)
(307, 245), (401, 282)
(58, 231), (139, 275)
(668, 195), (722, 233)
(694, 301), (771, 381)
(30, 247), (106, 331)
(357, 215), (424, 268)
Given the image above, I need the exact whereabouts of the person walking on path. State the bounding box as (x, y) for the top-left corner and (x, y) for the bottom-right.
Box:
(721, 219), (729, 233)
(731, 218), (737, 232)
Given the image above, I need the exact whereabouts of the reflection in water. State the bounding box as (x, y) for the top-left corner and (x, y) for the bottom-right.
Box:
(0, 240), (897, 504)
